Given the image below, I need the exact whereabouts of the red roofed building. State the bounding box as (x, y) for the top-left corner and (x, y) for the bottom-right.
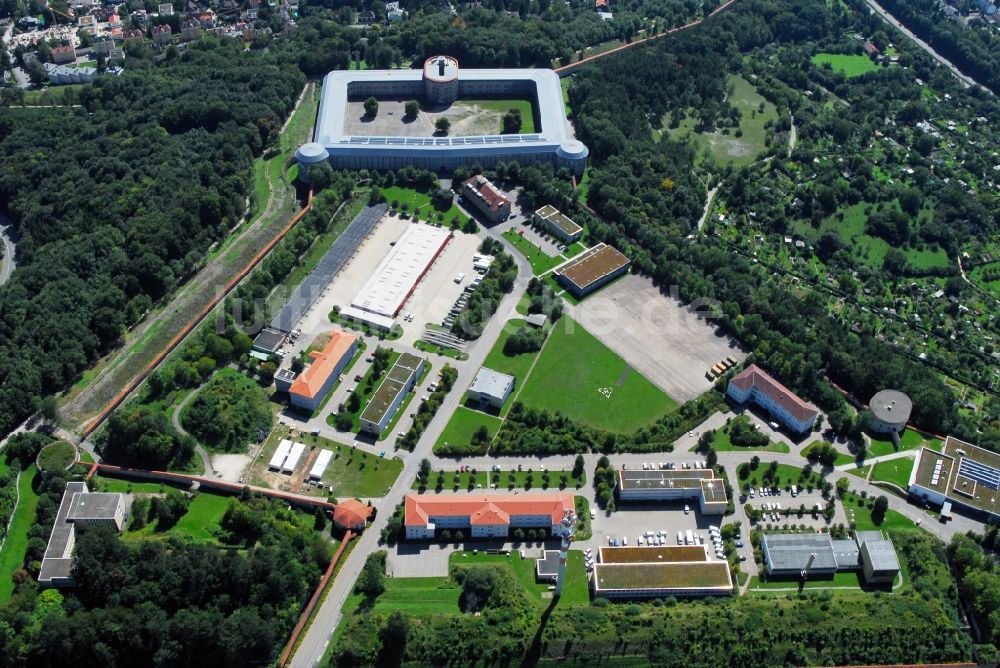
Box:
(726, 364), (819, 433)
(461, 175), (511, 224)
(332, 499), (372, 531)
(285, 329), (358, 412)
(404, 493), (574, 539)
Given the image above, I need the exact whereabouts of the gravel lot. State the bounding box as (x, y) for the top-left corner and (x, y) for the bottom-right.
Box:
(573, 275), (746, 403)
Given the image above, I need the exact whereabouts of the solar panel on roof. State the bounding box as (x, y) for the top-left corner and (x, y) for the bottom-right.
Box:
(960, 458), (1000, 490)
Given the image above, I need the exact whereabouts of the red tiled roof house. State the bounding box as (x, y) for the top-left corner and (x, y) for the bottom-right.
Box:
(404, 493), (574, 539)
(461, 175), (511, 224)
(726, 364), (819, 433)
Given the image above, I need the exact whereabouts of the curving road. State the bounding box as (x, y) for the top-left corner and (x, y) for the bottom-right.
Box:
(0, 216), (17, 286)
(170, 388), (215, 477)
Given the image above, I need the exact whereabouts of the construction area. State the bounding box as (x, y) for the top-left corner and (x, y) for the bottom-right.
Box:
(575, 275), (746, 403)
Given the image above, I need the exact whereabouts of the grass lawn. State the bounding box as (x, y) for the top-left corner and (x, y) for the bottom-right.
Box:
(450, 549), (590, 607)
(413, 466), (585, 493)
(842, 495), (920, 532)
(167, 492), (233, 543)
(261, 426), (403, 497)
(707, 428), (790, 454)
(741, 463), (825, 492)
(659, 75), (778, 168)
(434, 407), (504, 454)
(370, 577), (460, 615)
(866, 428), (941, 458)
(748, 569), (868, 591)
(92, 475), (173, 494)
(870, 457), (915, 490)
(802, 441), (855, 466)
(811, 53), (879, 78)
(413, 339), (469, 360)
(37, 440), (76, 473)
(382, 186), (469, 226)
(516, 316), (677, 432)
(464, 99), (537, 134)
(561, 76), (572, 116)
(482, 319), (544, 381)
(0, 466), (39, 601)
(502, 229), (564, 275)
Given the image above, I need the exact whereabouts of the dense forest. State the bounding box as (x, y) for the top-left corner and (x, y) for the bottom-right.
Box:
(874, 0), (1000, 94)
(0, 488), (331, 666)
(0, 39), (303, 437)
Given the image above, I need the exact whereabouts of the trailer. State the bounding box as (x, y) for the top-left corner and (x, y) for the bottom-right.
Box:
(282, 442), (306, 474)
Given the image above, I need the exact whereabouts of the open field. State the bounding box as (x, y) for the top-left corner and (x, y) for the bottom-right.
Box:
(125, 491), (234, 544)
(811, 53), (879, 78)
(870, 457), (915, 490)
(381, 186), (469, 226)
(451, 549), (590, 607)
(256, 425), (403, 497)
(844, 499), (921, 532)
(481, 319), (544, 381)
(573, 275), (745, 402)
(867, 428), (941, 458)
(516, 315), (676, 432)
(659, 75), (778, 168)
(434, 407), (504, 455)
(58, 83), (319, 429)
(0, 466), (39, 601)
(708, 429), (789, 453)
(502, 229), (564, 275)
(344, 98), (536, 137)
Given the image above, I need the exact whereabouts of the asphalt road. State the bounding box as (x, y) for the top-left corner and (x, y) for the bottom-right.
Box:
(863, 0), (987, 93)
(289, 225), (535, 668)
(0, 216), (17, 286)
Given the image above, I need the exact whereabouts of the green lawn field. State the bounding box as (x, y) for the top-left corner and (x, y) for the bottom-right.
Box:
(802, 441), (855, 466)
(481, 319), (544, 381)
(659, 75), (778, 168)
(844, 499), (920, 532)
(867, 428), (941, 458)
(515, 316), (677, 432)
(169, 492), (233, 543)
(502, 229), (565, 275)
(0, 466), (39, 600)
(434, 407), (504, 454)
(451, 549), (590, 607)
(413, 467), (585, 492)
(370, 577), (461, 615)
(811, 53), (879, 78)
(741, 463), (824, 491)
(382, 185), (470, 226)
(464, 99), (537, 133)
(870, 457), (915, 490)
(707, 428), (790, 454)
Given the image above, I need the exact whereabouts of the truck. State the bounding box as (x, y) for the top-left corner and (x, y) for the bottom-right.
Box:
(685, 530), (694, 545)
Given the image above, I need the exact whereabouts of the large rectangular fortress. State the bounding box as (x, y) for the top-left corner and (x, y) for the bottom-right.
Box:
(296, 56), (588, 176)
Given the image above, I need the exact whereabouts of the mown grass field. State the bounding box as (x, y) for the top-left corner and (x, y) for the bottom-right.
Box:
(481, 319), (544, 381)
(451, 549), (590, 607)
(811, 53), (879, 78)
(660, 75), (778, 168)
(516, 316), (677, 432)
(502, 229), (565, 275)
(741, 463), (824, 491)
(870, 457), (916, 490)
(867, 428), (941, 458)
(463, 99), (537, 133)
(0, 466), (39, 601)
(382, 186), (470, 226)
(707, 428), (790, 454)
(434, 407), (504, 454)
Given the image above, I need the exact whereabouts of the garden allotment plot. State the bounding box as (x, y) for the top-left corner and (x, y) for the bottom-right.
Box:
(516, 316), (676, 432)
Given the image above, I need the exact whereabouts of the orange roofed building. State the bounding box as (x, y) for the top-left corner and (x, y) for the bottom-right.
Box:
(404, 493), (574, 539)
(285, 330), (358, 412)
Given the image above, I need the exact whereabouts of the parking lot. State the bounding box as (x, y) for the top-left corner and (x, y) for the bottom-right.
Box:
(574, 275), (746, 403)
(741, 486), (851, 529)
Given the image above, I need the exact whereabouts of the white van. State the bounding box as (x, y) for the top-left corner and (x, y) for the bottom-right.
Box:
(685, 530), (694, 545)
(677, 531), (684, 544)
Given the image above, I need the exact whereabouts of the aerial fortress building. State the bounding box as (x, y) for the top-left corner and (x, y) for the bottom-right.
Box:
(296, 56), (588, 176)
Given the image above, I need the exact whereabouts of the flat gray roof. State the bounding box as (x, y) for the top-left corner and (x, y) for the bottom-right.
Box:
(832, 539), (860, 568)
(69, 493), (122, 521)
(870, 389), (912, 423)
(39, 482), (88, 583)
(862, 539), (901, 572)
(469, 367), (515, 399)
(314, 67), (584, 160)
(762, 533), (838, 572)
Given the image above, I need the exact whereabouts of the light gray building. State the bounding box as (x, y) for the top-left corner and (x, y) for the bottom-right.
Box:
(467, 367), (515, 409)
(38, 482), (129, 587)
(761, 531), (899, 583)
(869, 389), (912, 434)
(300, 56), (588, 176)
